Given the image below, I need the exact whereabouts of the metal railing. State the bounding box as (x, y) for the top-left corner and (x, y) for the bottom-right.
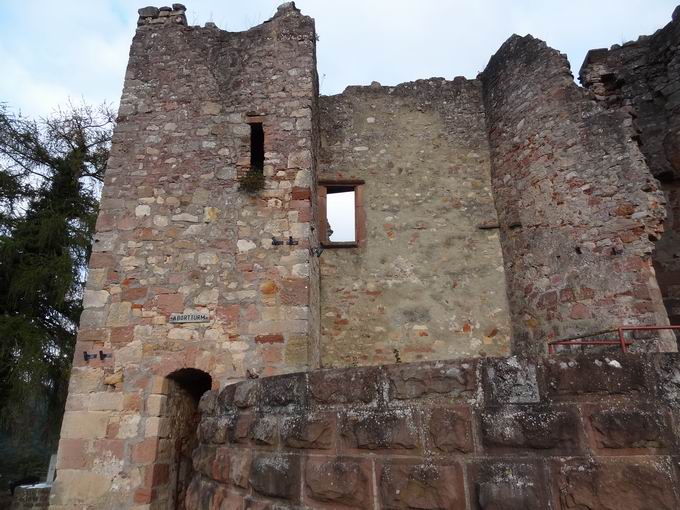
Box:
(547, 325), (680, 354)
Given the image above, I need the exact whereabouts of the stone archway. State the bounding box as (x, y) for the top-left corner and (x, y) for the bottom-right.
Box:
(149, 368), (212, 510)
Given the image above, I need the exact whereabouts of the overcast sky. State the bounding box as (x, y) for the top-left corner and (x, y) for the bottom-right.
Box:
(0, 1), (677, 118)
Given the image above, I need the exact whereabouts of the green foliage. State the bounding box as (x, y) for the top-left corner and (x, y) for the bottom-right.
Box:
(0, 102), (113, 486)
(238, 168), (265, 193)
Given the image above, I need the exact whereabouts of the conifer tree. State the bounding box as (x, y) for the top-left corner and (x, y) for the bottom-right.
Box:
(0, 103), (113, 485)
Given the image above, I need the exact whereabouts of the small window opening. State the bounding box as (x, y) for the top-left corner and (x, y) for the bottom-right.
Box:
(327, 186), (356, 243)
(250, 122), (264, 171)
(319, 181), (364, 247)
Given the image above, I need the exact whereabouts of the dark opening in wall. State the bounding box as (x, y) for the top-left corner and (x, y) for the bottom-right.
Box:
(167, 368), (212, 401)
(151, 368), (212, 509)
(250, 122), (264, 171)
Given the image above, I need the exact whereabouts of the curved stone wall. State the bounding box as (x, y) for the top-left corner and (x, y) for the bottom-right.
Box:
(189, 353), (680, 509)
(481, 35), (673, 355)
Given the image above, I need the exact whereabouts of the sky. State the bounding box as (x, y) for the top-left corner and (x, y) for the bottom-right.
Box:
(0, 0), (677, 119)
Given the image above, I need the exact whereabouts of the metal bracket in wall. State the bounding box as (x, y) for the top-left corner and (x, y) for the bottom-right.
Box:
(99, 351), (112, 361)
(83, 351), (98, 362)
(287, 236), (298, 246)
(272, 237), (284, 246)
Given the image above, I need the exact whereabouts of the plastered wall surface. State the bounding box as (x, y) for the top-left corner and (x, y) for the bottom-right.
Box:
(318, 79), (512, 367)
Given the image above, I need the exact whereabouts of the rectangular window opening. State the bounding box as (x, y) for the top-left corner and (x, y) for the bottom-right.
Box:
(319, 181), (364, 247)
(250, 122), (264, 171)
(327, 187), (356, 243)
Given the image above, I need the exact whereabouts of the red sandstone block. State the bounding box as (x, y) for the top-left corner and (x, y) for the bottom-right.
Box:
(106, 421), (119, 439)
(133, 486), (155, 504)
(539, 355), (650, 401)
(304, 456), (372, 508)
(144, 463), (170, 487)
(216, 304), (240, 324)
(551, 458), (679, 510)
(308, 367), (380, 405)
(153, 293), (184, 314)
(377, 459), (466, 509)
(250, 453), (301, 501)
(117, 215), (137, 231)
(260, 345), (283, 365)
(121, 286), (148, 302)
(298, 208), (312, 222)
(132, 437), (159, 464)
(124, 393), (142, 412)
(569, 303), (590, 320)
(110, 325), (134, 344)
(289, 199), (311, 212)
(231, 413), (255, 444)
(424, 407), (474, 453)
(229, 449), (252, 489)
(255, 334), (284, 344)
(89, 253), (115, 269)
(468, 459), (549, 510)
(220, 491), (245, 510)
(581, 404), (672, 454)
(136, 227), (155, 241)
(77, 328), (109, 343)
(57, 438), (89, 469)
(339, 409), (420, 451)
(559, 288), (576, 303)
(281, 412), (335, 450)
(212, 447), (230, 483)
(291, 186), (311, 200)
(280, 278), (308, 305)
(480, 404), (583, 454)
(385, 359), (477, 401)
(94, 439), (125, 459)
(95, 213), (116, 231)
(244, 304), (259, 321)
(578, 287), (595, 299)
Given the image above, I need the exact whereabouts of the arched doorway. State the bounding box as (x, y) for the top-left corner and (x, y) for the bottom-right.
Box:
(150, 368), (212, 510)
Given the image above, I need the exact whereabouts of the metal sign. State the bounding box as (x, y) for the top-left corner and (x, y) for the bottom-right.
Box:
(169, 313), (210, 324)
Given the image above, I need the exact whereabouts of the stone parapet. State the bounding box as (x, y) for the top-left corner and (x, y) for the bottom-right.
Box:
(11, 486), (51, 510)
(191, 353), (680, 509)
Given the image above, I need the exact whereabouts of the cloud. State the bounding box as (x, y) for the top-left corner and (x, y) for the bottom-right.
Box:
(0, 0), (676, 116)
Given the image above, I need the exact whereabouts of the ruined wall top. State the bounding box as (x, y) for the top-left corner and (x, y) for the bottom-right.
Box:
(136, 2), (304, 30)
(137, 4), (188, 26)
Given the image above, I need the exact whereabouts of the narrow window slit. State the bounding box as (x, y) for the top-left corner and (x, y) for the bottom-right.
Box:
(250, 122), (264, 171)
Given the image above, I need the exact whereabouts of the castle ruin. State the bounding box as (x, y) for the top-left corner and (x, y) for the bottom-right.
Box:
(38, 3), (680, 509)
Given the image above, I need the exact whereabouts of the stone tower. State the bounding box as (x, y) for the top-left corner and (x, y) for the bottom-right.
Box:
(50, 3), (320, 508)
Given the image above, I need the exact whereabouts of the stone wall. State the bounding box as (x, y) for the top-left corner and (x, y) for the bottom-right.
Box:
(10, 486), (50, 510)
(190, 352), (680, 509)
(50, 2), (680, 508)
(580, 7), (680, 334)
(50, 4), (319, 508)
(481, 34), (673, 355)
(318, 79), (511, 367)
